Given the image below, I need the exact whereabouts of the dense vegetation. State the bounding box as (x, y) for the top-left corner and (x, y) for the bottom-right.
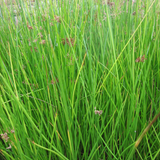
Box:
(0, 0), (160, 159)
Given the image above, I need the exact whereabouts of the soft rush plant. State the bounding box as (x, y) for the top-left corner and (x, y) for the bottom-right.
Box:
(0, 0), (160, 159)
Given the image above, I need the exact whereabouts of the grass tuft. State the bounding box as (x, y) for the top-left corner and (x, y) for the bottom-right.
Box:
(0, 0), (160, 159)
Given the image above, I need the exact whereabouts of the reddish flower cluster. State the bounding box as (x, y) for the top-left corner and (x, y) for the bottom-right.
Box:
(94, 107), (103, 116)
(27, 22), (33, 30)
(135, 55), (147, 62)
(0, 129), (15, 150)
(52, 15), (61, 23)
(61, 37), (75, 47)
(51, 78), (59, 85)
